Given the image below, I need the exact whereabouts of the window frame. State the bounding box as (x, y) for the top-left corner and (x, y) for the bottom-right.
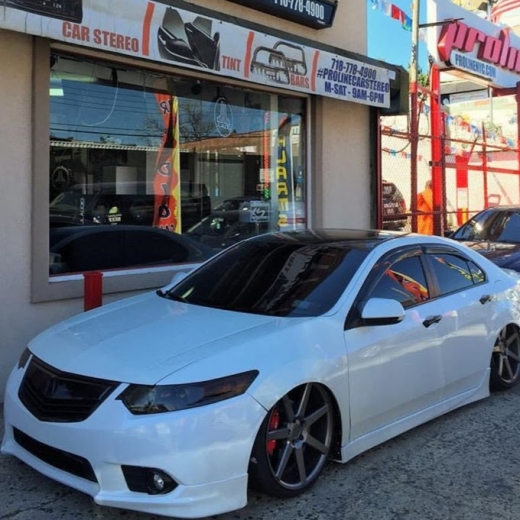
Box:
(31, 41), (311, 302)
(344, 243), (488, 331)
(32, 42), (206, 302)
(362, 246), (432, 306)
(345, 246), (431, 330)
(421, 245), (488, 298)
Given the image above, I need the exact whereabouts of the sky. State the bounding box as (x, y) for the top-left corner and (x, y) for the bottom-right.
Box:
(367, 0), (430, 71)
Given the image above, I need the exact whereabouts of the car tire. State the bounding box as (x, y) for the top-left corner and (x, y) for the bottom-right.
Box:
(248, 383), (334, 498)
(490, 324), (520, 390)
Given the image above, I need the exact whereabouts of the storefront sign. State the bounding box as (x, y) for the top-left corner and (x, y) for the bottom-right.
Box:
(0, 0), (392, 108)
(427, 0), (520, 88)
(225, 0), (337, 29)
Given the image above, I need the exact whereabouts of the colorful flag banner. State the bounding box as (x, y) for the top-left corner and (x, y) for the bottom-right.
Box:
(369, 0), (427, 40)
(370, 0), (413, 31)
(153, 95), (181, 233)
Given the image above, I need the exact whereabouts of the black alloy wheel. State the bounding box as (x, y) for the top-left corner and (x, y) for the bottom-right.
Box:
(249, 383), (334, 498)
(491, 324), (520, 390)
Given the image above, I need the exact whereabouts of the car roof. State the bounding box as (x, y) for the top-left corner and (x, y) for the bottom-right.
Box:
(49, 224), (209, 250)
(245, 228), (404, 250)
(50, 224), (168, 237)
(484, 205), (520, 211)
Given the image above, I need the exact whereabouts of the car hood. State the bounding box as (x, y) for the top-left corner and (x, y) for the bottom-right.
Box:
(28, 293), (280, 385)
(459, 240), (520, 271)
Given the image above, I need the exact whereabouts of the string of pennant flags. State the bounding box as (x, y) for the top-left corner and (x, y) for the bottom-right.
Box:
(384, 145), (516, 158)
(369, 0), (427, 39)
(382, 99), (518, 158)
(383, 148), (424, 160)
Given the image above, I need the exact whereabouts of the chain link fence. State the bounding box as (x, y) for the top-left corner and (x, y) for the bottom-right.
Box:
(380, 88), (519, 235)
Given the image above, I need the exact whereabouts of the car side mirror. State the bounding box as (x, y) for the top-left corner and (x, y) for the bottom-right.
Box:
(361, 298), (405, 326)
(443, 230), (454, 238)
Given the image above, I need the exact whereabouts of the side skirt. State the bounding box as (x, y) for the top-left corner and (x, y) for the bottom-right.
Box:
(339, 368), (490, 464)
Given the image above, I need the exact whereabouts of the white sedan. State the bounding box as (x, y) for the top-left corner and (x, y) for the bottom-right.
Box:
(3, 229), (520, 518)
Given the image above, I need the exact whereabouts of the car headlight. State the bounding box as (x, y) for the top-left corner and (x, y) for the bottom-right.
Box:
(117, 370), (259, 415)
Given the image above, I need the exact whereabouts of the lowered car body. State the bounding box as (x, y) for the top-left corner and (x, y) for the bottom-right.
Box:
(3, 229), (520, 518)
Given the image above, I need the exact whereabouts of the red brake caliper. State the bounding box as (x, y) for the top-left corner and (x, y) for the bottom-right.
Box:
(267, 409), (280, 455)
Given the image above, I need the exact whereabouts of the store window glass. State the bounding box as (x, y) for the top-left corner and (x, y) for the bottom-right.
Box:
(49, 55), (307, 276)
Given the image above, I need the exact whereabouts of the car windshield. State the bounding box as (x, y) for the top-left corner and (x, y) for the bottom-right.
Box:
(164, 237), (369, 317)
(452, 209), (520, 243)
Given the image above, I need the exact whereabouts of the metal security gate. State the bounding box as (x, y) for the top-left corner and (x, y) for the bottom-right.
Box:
(379, 64), (520, 235)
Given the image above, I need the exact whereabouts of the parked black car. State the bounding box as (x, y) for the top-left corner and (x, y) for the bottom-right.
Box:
(49, 225), (215, 275)
(49, 182), (211, 233)
(382, 180), (408, 231)
(449, 206), (520, 272)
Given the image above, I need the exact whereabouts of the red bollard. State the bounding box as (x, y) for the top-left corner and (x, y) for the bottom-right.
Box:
(84, 271), (103, 311)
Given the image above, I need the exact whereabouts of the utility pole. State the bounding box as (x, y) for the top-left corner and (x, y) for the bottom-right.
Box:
(410, 0), (420, 232)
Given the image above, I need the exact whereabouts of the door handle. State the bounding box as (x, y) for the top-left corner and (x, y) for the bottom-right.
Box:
(479, 294), (492, 305)
(423, 315), (442, 328)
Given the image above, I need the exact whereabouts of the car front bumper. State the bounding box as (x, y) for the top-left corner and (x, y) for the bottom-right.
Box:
(1, 365), (266, 518)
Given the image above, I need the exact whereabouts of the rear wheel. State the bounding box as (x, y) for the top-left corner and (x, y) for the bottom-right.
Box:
(249, 383), (334, 498)
(490, 325), (520, 390)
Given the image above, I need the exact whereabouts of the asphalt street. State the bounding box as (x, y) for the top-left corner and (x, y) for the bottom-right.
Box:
(1, 385), (520, 520)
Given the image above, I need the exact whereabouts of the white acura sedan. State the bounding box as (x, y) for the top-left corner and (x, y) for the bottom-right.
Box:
(3, 229), (520, 518)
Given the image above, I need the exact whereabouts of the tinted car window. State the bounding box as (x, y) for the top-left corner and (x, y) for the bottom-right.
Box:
(451, 209), (520, 242)
(53, 230), (125, 273)
(428, 253), (479, 295)
(166, 240), (370, 317)
(468, 260), (485, 284)
(493, 212), (520, 242)
(369, 255), (429, 308)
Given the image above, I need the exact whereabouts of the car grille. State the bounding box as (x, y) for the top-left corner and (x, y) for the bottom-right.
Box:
(13, 427), (98, 483)
(18, 356), (119, 422)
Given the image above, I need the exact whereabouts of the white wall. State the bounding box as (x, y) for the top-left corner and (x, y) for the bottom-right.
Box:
(0, 31), (128, 399)
(314, 98), (371, 228)
(0, 30), (34, 396)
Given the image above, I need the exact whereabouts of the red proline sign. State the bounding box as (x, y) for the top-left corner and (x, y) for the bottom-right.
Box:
(438, 21), (520, 73)
(427, 0), (520, 87)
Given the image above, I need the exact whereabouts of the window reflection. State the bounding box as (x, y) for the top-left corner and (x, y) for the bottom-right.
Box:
(370, 256), (429, 308)
(49, 55), (307, 275)
(429, 253), (484, 295)
(452, 209), (520, 244)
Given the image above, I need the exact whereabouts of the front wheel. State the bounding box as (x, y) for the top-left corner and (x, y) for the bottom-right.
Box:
(490, 325), (520, 390)
(249, 383), (334, 498)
